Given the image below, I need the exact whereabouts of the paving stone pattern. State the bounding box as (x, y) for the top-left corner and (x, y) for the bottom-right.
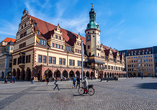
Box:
(0, 78), (157, 110)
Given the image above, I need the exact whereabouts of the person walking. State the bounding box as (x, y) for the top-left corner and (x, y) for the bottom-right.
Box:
(53, 78), (60, 90)
(46, 77), (49, 85)
(12, 76), (16, 83)
(72, 77), (76, 88)
(76, 77), (80, 89)
(31, 76), (34, 84)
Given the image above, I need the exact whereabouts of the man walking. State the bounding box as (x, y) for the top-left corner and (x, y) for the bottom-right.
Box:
(46, 77), (49, 85)
(76, 77), (80, 89)
(53, 78), (60, 91)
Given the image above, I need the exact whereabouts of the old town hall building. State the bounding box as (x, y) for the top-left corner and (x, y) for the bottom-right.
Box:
(12, 7), (126, 81)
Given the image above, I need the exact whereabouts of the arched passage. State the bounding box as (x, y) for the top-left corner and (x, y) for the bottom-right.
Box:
(104, 72), (106, 78)
(45, 69), (52, 78)
(54, 70), (61, 78)
(17, 68), (20, 79)
(26, 68), (31, 80)
(69, 71), (74, 78)
(63, 70), (68, 78)
(76, 71), (80, 77)
(38, 70), (41, 81)
(13, 69), (16, 77)
(91, 72), (94, 77)
(7, 71), (11, 78)
(21, 70), (25, 80)
(1, 71), (4, 78)
(86, 71), (89, 77)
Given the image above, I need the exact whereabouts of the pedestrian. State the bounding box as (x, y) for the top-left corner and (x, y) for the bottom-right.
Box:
(12, 76), (16, 83)
(4, 76), (8, 83)
(76, 77), (80, 89)
(72, 77), (76, 88)
(53, 78), (60, 90)
(31, 76), (34, 84)
(82, 76), (88, 94)
(46, 77), (49, 85)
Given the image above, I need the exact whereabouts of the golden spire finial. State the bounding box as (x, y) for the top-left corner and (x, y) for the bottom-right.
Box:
(91, 3), (93, 7)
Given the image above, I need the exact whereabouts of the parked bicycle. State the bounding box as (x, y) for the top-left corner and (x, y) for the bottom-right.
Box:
(78, 84), (95, 96)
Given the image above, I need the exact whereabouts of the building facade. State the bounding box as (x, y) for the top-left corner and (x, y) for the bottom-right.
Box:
(0, 37), (15, 78)
(120, 47), (156, 77)
(12, 8), (126, 81)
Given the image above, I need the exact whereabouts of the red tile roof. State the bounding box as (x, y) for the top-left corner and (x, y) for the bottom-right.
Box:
(29, 16), (86, 46)
(3, 37), (16, 43)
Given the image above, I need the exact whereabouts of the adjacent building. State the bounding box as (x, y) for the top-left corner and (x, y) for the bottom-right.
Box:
(120, 47), (156, 77)
(12, 8), (126, 81)
(0, 37), (16, 78)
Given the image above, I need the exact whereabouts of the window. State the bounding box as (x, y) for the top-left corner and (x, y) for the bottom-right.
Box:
(93, 36), (95, 37)
(88, 45), (90, 49)
(93, 31), (94, 33)
(26, 55), (31, 63)
(108, 66), (110, 69)
(11, 47), (13, 50)
(52, 43), (54, 47)
(43, 56), (46, 63)
(37, 30), (39, 35)
(39, 39), (47, 45)
(53, 57), (56, 64)
(49, 57), (52, 63)
(63, 59), (65, 65)
(55, 35), (58, 39)
(55, 44), (57, 48)
(72, 60), (75, 66)
(38, 55), (42, 62)
(98, 53), (99, 56)
(19, 42), (26, 49)
(58, 45), (60, 49)
(13, 59), (16, 65)
(77, 61), (79, 66)
(59, 58), (62, 65)
(21, 26), (23, 29)
(59, 36), (61, 40)
(34, 23), (37, 27)
(7, 47), (9, 50)
(61, 45), (63, 49)
(65, 46), (72, 51)
(69, 60), (72, 65)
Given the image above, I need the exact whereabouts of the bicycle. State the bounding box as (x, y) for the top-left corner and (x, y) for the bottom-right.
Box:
(78, 84), (95, 96)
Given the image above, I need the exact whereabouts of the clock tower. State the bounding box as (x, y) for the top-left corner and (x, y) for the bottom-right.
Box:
(85, 6), (101, 57)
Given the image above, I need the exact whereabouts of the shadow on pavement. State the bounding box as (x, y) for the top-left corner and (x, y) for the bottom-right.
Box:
(136, 82), (157, 89)
(60, 88), (74, 90)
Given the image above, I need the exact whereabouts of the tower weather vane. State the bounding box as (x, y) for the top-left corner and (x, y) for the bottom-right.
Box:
(91, 3), (93, 7)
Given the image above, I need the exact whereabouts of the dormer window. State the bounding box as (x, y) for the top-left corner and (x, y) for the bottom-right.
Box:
(11, 47), (13, 50)
(138, 53), (140, 55)
(59, 36), (61, 40)
(37, 30), (39, 35)
(149, 51), (151, 54)
(93, 31), (94, 33)
(147, 49), (148, 51)
(65, 46), (72, 51)
(34, 23), (37, 27)
(21, 26), (23, 29)
(139, 50), (140, 52)
(7, 47), (9, 50)
(143, 50), (144, 52)
(55, 35), (58, 39)
(39, 39), (47, 45)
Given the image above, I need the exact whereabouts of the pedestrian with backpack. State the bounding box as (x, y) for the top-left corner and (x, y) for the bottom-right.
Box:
(72, 77), (76, 88)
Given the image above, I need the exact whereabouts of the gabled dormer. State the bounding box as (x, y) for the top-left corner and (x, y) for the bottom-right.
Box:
(117, 52), (120, 63)
(108, 49), (113, 61)
(74, 33), (82, 54)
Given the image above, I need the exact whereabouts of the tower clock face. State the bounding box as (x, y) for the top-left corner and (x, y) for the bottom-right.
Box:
(97, 35), (100, 45)
(87, 35), (91, 41)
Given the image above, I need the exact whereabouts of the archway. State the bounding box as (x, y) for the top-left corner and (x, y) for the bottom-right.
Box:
(98, 71), (103, 78)
(91, 72), (94, 77)
(69, 71), (74, 78)
(76, 71), (80, 77)
(17, 68), (20, 79)
(54, 70), (60, 78)
(38, 70), (41, 81)
(1, 71), (4, 78)
(104, 72), (106, 78)
(45, 69), (52, 78)
(21, 70), (25, 80)
(63, 70), (68, 78)
(86, 71), (89, 77)
(110, 73), (111, 77)
(107, 73), (109, 78)
(26, 68), (31, 80)
(13, 69), (16, 77)
(7, 71), (11, 78)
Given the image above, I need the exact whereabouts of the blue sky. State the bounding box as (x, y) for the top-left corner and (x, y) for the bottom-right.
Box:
(0, 0), (157, 50)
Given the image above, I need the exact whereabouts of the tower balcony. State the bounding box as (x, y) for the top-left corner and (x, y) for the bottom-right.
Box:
(96, 45), (102, 50)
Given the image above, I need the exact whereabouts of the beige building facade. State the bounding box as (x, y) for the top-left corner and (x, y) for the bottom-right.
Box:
(12, 8), (126, 81)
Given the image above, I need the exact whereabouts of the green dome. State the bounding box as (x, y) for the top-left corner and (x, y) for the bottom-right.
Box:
(86, 8), (99, 30)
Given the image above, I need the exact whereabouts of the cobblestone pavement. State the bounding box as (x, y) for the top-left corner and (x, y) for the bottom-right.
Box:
(0, 78), (157, 110)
